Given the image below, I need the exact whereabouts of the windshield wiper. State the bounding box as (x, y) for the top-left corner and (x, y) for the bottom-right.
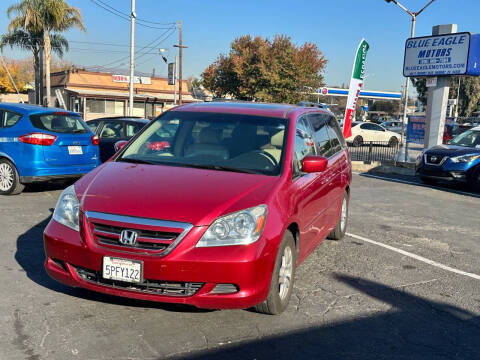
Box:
(72, 129), (87, 133)
(185, 163), (259, 174)
(117, 157), (157, 165)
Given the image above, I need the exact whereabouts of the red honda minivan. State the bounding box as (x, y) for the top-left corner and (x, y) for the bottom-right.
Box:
(44, 102), (351, 314)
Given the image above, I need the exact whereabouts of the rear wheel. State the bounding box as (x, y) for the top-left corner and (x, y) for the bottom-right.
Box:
(352, 136), (363, 147)
(0, 159), (24, 195)
(328, 191), (349, 240)
(254, 231), (296, 315)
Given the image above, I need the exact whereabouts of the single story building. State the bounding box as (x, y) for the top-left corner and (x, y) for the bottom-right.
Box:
(36, 69), (198, 120)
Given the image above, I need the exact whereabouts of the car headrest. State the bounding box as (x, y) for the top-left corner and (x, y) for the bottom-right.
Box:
(271, 130), (284, 147)
(199, 128), (221, 144)
(51, 117), (65, 130)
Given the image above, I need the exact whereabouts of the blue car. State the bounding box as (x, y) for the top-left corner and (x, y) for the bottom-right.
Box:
(0, 103), (100, 195)
(416, 126), (480, 190)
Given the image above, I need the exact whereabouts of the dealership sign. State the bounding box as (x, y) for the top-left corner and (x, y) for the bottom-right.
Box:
(404, 32), (480, 77)
(112, 74), (152, 84)
(406, 116), (454, 144)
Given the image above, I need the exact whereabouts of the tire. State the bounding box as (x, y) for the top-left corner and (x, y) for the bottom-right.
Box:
(352, 136), (363, 147)
(328, 191), (349, 240)
(0, 159), (25, 195)
(388, 136), (399, 147)
(420, 176), (436, 185)
(254, 231), (296, 315)
(467, 167), (480, 192)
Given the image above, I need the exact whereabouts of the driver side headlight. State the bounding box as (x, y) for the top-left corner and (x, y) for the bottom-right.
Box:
(450, 154), (480, 163)
(196, 205), (267, 247)
(53, 185), (80, 231)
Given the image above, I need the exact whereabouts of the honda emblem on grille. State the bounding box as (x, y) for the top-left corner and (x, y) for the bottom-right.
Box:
(119, 230), (138, 245)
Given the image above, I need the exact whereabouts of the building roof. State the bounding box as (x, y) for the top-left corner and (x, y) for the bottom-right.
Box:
(65, 87), (198, 102)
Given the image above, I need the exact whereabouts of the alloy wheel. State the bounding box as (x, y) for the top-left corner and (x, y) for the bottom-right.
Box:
(278, 246), (293, 301)
(0, 163), (14, 192)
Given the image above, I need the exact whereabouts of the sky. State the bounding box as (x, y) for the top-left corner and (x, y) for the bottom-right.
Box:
(1, 0), (480, 93)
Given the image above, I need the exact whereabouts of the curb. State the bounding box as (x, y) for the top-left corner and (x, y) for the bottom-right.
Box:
(351, 161), (416, 176)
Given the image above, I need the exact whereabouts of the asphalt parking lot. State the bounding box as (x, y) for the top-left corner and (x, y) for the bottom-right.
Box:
(1, 174), (479, 360)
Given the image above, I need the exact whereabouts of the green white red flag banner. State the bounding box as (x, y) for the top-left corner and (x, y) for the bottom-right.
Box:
(343, 39), (370, 138)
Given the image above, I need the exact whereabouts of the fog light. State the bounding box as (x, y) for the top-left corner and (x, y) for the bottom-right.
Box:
(210, 284), (239, 294)
(451, 172), (466, 179)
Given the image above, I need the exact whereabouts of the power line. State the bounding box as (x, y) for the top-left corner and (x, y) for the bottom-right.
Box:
(94, 0), (176, 26)
(98, 27), (175, 68)
(89, 0), (176, 30)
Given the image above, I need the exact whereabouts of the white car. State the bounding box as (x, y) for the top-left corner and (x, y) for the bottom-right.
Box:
(346, 121), (401, 147)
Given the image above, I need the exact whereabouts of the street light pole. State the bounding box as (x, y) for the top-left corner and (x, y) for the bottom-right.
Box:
(174, 20), (188, 105)
(385, 0), (436, 161)
(128, 0), (136, 117)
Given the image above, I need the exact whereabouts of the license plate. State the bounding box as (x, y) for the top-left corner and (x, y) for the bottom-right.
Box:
(68, 146), (83, 155)
(102, 257), (143, 283)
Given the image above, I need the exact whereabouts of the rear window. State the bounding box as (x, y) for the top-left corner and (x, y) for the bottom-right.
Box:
(30, 113), (89, 134)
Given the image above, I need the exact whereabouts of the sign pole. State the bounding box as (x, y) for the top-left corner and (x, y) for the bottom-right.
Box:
(403, 15), (415, 161)
(424, 24), (457, 149)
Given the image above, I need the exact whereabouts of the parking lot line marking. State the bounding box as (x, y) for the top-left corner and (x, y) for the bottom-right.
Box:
(346, 232), (480, 280)
(352, 172), (480, 198)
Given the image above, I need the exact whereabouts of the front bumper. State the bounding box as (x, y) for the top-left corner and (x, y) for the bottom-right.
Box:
(44, 219), (277, 309)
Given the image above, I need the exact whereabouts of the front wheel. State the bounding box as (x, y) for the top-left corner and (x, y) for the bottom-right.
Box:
(0, 159), (24, 195)
(328, 191), (349, 240)
(388, 136), (399, 147)
(254, 231), (296, 315)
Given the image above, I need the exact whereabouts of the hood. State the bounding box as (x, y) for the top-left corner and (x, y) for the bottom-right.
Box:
(75, 162), (279, 226)
(425, 144), (480, 156)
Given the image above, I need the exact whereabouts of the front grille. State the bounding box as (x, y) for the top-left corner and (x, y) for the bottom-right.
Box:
(84, 211), (193, 256)
(74, 266), (203, 297)
(92, 222), (178, 251)
(425, 154), (447, 166)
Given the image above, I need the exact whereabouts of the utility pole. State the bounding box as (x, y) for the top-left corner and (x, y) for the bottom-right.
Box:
(173, 55), (178, 105)
(128, 0), (136, 116)
(174, 20), (188, 105)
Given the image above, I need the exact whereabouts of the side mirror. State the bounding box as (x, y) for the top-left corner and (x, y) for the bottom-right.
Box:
(302, 155), (328, 173)
(114, 140), (128, 152)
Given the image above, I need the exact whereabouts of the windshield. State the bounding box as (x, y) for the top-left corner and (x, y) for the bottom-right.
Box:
(449, 129), (480, 148)
(119, 111), (287, 175)
(30, 113), (89, 134)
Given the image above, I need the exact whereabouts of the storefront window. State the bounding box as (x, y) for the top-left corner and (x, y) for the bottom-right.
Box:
(86, 99), (105, 113)
(133, 101), (145, 117)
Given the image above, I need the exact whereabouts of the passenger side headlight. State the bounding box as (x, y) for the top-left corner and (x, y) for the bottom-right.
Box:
(450, 154), (480, 163)
(196, 205), (267, 247)
(53, 185), (80, 231)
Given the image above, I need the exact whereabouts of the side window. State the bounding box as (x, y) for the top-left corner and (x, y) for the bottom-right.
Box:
(86, 120), (100, 133)
(293, 117), (316, 175)
(360, 123), (371, 130)
(126, 122), (144, 138)
(100, 121), (123, 138)
(328, 116), (346, 148)
(308, 113), (331, 156)
(1, 110), (22, 128)
(372, 124), (384, 132)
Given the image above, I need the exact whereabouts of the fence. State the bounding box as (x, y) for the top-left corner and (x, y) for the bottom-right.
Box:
(347, 141), (399, 163)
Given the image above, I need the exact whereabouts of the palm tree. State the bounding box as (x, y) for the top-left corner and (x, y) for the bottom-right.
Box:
(2, 0), (85, 106)
(0, 29), (68, 104)
(41, 0), (85, 106)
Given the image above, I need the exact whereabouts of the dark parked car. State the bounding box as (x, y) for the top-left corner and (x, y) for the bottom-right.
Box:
(416, 126), (480, 190)
(86, 117), (149, 162)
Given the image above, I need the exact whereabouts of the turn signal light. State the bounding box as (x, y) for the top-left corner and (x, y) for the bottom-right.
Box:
(19, 133), (57, 146)
(91, 135), (99, 145)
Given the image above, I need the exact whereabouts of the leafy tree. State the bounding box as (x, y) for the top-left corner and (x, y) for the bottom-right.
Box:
(3, 0), (85, 106)
(202, 35), (327, 104)
(0, 58), (27, 93)
(411, 76), (480, 116)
